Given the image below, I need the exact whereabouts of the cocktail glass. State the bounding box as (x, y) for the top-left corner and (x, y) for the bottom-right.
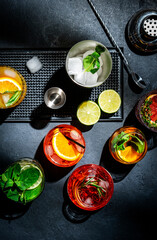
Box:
(135, 90), (157, 133)
(0, 66), (27, 109)
(67, 164), (114, 212)
(0, 158), (45, 205)
(43, 124), (86, 167)
(109, 126), (147, 164)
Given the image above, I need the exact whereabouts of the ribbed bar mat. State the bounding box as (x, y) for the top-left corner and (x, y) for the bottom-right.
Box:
(0, 48), (123, 122)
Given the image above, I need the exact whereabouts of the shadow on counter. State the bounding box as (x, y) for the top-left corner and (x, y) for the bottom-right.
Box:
(100, 139), (135, 183)
(0, 189), (31, 220)
(62, 179), (94, 223)
(0, 108), (14, 125)
(124, 105), (157, 150)
(30, 67), (92, 130)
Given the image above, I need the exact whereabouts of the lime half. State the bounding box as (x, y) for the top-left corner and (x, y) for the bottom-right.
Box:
(77, 101), (101, 125)
(98, 89), (121, 113)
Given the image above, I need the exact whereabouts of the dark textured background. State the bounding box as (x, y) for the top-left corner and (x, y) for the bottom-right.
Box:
(0, 0), (157, 239)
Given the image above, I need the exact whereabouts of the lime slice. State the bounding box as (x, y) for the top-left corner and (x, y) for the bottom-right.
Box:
(98, 89), (121, 113)
(20, 163), (43, 190)
(77, 100), (101, 125)
(27, 174), (42, 190)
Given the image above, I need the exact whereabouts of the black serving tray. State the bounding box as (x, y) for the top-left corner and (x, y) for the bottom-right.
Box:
(0, 48), (123, 122)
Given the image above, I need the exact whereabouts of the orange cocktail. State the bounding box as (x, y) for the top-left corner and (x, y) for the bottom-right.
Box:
(43, 124), (86, 167)
(0, 66), (27, 109)
(109, 126), (147, 164)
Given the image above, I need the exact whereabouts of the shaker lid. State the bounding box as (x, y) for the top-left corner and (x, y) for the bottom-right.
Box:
(143, 18), (157, 37)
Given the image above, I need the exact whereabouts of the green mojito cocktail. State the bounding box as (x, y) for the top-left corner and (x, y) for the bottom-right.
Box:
(0, 158), (45, 204)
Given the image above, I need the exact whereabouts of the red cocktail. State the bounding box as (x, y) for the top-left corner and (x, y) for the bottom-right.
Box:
(43, 124), (85, 167)
(67, 164), (114, 211)
(135, 90), (157, 133)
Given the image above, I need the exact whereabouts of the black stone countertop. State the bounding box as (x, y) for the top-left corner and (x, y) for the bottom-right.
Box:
(0, 0), (157, 239)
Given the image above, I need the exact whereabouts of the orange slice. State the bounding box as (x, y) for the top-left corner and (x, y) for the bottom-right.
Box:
(52, 131), (80, 161)
(118, 146), (140, 162)
(0, 77), (22, 93)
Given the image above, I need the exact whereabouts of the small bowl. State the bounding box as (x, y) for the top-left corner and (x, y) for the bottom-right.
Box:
(44, 87), (66, 109)
(65, 40), (112, 88)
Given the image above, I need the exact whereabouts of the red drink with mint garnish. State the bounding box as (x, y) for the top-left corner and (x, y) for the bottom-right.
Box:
(67, 164), (114, 211)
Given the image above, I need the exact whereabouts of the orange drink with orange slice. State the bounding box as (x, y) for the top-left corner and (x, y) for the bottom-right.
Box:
(109, 126), (147, 164)
(43, 124), (86, 167)
(0, 66), (27, 109)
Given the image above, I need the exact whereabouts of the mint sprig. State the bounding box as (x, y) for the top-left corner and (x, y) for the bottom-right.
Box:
(112, 132), (145, 153)
(83, 45), (105, 74)
(79, 177), (106, 198)
(5, 91), (22, 107)
(0, 163), (40, 204)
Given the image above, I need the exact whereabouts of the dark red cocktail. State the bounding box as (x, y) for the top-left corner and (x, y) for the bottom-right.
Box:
(67, 164), (114, 211)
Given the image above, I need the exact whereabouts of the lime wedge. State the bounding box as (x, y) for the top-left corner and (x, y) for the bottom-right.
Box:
(98, 89), (121, 113)
(77, 101), (101, 125)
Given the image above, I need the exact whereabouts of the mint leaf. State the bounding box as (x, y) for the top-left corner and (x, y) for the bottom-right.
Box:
(83, 55), (96, 72)
(0, 178), (5, 190)
(83, 45), (105, 74)
(90, 59), (100, 74)
(91, 51), (100, 58)
(130, 135), (145, 154)
(6, 189), (19, 202)
(12, 163), (21, 180)
(24, 185), (42, 202)
(5, 179), (14, 188)
(16, 167), (40, 191)
(95, 45), (105, 55)
(112, 132), (129, 150)
(1, 173), (8, 182)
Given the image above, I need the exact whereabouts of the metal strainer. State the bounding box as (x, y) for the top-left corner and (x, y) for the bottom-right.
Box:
(143, 18), (157, 37)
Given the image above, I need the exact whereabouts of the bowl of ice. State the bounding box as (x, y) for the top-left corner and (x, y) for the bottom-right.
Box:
(66, 40), (112, 88)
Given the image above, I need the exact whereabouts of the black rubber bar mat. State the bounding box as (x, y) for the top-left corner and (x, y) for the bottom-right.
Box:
(0, 48), (123, 122)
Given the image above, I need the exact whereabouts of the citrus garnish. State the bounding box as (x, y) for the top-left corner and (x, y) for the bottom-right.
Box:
(98, 89), (121, 113)
(20, 164), (42, 190)
(0, 77), (22, 93)
(27, 174), (42, 190)
(118, 146), (140, 162)
(77, 100), (101, 125)
(52, 131), (80, 161)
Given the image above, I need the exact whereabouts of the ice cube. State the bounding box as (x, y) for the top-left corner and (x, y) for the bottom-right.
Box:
(68, 57), (83, 75)
(99, 180), (109, 189)
(97, 66), (102, 77)
(83, 50), (94, 59)
(26, 56), (43, 74)
(84, 71), (98, 85)
(70, 130), (81, 140)
(46, 145), (53, 156)
(4, 69), (16, 78)
(99, 56), (103, 67)
(74, 71), (86, 85)
(84, 197), (93, 206)
(2, 94), (11, 104)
